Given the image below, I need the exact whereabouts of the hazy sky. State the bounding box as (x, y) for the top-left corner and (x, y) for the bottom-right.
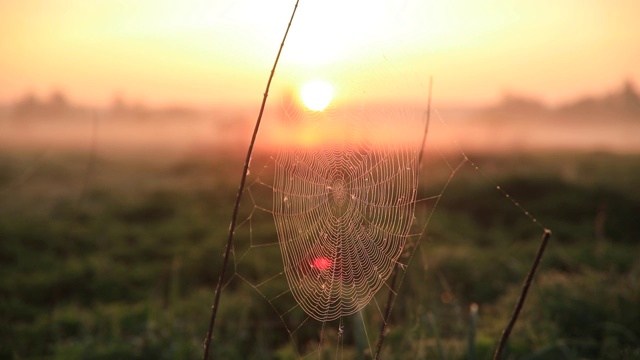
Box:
(1, 0), (639, 108)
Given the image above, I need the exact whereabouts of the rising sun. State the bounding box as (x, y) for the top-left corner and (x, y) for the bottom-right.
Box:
(300, 80), (334, 111)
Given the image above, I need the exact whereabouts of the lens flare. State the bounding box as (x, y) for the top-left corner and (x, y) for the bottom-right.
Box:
(311, 257), (332, 270)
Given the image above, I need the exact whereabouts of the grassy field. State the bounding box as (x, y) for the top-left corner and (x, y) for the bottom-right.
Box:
(1, 147), (639, 359)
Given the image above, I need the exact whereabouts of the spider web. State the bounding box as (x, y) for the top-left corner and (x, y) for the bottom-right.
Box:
(220, 48), (447, 357)
(272, 96), (421, 322)
(215, 3), (546, 359)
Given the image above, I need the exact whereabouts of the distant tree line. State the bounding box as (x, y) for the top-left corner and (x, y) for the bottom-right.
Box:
(5, 80), (639, 121)
(558, 80), (640, 119)
(11, 89), (80, 119)
(5, 90), (199, 120)
(483, 79), (640, 120)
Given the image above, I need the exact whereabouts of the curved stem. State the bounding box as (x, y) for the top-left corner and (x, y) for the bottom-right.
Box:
(202, 2), (300, 359)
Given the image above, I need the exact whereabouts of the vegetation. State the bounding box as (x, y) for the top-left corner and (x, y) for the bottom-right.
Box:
(1, 149), (639, 359)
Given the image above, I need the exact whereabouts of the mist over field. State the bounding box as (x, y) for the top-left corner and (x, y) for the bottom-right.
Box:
(2, 79), (639, 156)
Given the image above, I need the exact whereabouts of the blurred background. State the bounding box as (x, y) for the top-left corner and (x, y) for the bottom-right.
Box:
(1, 1), (639, 359)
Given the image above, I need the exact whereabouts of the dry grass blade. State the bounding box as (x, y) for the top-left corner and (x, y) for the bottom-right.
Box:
(202, 1), (300, 359)
(493, 229), (552, 360)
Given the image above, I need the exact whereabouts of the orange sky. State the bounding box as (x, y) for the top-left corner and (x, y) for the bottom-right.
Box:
(1, 0), (639, 108)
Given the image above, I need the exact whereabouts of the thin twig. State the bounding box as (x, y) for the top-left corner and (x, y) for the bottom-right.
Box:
(374, 77), (433, 360)
(202, 2), (300, 359)
(374, 265), (398, 359)
(493, 229), (552, 360)
(418, 77), (433, 167)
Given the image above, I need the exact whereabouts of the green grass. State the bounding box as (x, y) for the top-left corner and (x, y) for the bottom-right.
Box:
(1, 149), (639, 359)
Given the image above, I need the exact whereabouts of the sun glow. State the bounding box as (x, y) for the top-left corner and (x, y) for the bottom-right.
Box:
(300, 80), (334, 111)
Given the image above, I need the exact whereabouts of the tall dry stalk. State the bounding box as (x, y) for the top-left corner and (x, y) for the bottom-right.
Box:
(374, 77), (433, 359)
(493, 229), (552, 359)
(202, 2), (300, 359)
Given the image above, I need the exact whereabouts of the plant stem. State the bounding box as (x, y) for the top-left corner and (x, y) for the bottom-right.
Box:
(202, 2), (300, 359)
(493, 229), (552, 360)
(374, 77), (433, 359)
(374, 266), (398, 359)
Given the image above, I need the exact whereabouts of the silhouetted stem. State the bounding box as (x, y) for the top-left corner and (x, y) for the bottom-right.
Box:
(374, 77), (433, 360)
(493, 229), (552, 360)
(202, 2), (299, 359)
(374, 268), (398, 359)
